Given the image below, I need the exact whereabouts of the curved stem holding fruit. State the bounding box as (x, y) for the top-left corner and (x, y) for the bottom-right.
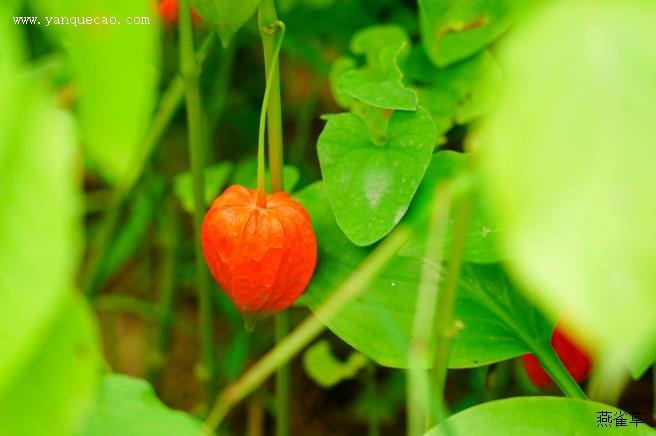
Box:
(259, 0), (285, 194)
(178, 0), (217, 407)
(256, 20), (285, 206)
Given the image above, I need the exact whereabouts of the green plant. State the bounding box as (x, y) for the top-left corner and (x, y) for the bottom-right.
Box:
(2, 0), (656, 435)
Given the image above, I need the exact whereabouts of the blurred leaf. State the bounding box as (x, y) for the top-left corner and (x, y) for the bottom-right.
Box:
(330, 57), (358, 109)
(231, 157), (299, 193)
(78, 374), (202, 436)
(351, 370), (406, 424)
(418, 0), (520, 67)
(297, 183), (549, 368)
(317, 108), (435, 246)
(407, 50), (500, 145)
(0, 99), (82, 392)
(401, 151), (501, 264)
(337, 25), (417, 111)
(31, 0), (160, 186)
(0, 3), (21, 158)
(302, 340), (368, 387)
(424, 397), (655, 436)
(96, 182), (158, 284)
(174, 162), (233, 213)
(0, 17), (99, 426)
(454, 52), (502, 124)
(0, 296), (99, 436)
(475, 0), (656, 377)
(191, 0), (261, 47)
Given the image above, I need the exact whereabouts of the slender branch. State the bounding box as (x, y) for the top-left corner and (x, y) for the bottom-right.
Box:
(258, 0), (285, 193)
(407, 183), (452, 436)
(275, 311), (290, 436)
(430, 193), (474, 426)
(537, 346), (587, 399)
(149, 197), (180, 384)
(255, 20), (286, 205)
(258, 4), (288, 434)
(203, 226), (412, 434)
(83, 33), (215, 298)
(179, 0), (217, 405)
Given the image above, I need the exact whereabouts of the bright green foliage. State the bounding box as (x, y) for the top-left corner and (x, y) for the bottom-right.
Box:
(317, 108), (435, 246)
(302, 340), (368, 387)
(31, 0), (160, 186)
(405, 49), (501, 144)
(78, 374), (202, 436)
(401, 151), (500, 264)
(231, 157), (299, 193)
(418, 0), (520, 67)
(475, 0), (656, 377)
(337, 26), (417, 111)
(0, 296), (99, 436)
(298, 183), (551, 368)
(425, 397), (656, 436)
(0, 100), (82, 392)
(191, 0), (261, 47)
(174, 162), (233, 212)
(0, 15), (99, 430)
(96, 185), (158, 284)
(449, 264), (553, 368)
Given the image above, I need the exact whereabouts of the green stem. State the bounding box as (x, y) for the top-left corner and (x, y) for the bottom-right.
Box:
(367, 365), (380, 436)
(430, 194), (474, 426)
(407, 183), (452, 436)
(83, 33), (215, 298)
(275, 311), (290, 436)
(256, 7), (288, 435)
(258, 0), (285, 193)
(255, 20), (286, 204)
(203, 226), (412, 434)
(149, 197), (180, 384)
(536, 346), (587, 399)
(179, 0), (217, 406)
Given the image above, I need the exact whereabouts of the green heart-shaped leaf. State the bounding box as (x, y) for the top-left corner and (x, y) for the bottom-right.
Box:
(317, 108), (436, 246)
(425, 397), (655, 436)
(297, 183), (551, 368)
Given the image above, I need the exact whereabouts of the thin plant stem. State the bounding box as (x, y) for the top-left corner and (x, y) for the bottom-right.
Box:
(258, 0), (285, 193)
(407, 183), (452, 436)
(367, 365), (380, 436)
(203, 226), (412, 434)
(149, 197), (180, 384)
(537, 346), (587, 400)
(83, 33), (215, 298)
(430, 193), (474, 426)
(255, 20), (286, 204)
(178, 0), (217, 406)
(257, 4), (289, 434)
(275, 311), (291, 436)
